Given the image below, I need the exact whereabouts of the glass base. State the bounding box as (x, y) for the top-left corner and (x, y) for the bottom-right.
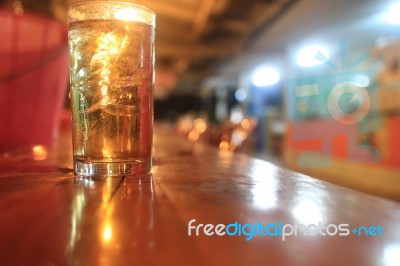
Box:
(74, 159), (151, 177)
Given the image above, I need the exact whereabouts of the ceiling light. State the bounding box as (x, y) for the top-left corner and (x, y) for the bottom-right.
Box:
(252, 66), (280, 87)
(385, 3), (400, 25)
(296, 46), (330, 67)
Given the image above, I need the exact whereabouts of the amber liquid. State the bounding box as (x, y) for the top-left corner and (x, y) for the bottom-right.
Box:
(68, 19), (154, 174)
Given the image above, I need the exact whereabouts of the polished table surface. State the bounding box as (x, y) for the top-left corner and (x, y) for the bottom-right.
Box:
(1, 132), (400, 266)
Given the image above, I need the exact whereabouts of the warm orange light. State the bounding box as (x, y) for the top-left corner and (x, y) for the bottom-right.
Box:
(194, 118), (207, 133)
(188, 129), (200, 142)
(103, 223), (112, 242)
(219, 140), (230, 150)
(32, 145), (47, 161)
(241, 119), (251, 130)
(177, 116), (193, 134)
(239, 130), (248, 140)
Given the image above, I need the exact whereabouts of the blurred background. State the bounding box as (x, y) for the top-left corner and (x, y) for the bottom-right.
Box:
(1, 0), (400, 200)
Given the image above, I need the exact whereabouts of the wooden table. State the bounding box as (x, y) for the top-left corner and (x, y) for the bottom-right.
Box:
(1, 131), (399, 266)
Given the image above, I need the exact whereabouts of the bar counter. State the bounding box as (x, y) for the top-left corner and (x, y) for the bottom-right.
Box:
(0, 131), (399, 266)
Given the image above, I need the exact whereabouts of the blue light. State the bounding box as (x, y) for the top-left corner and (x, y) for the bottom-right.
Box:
(235, 88), (247, 102)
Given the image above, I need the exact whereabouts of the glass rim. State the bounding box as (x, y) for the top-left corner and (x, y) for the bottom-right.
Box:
(68, 1), (155, 23)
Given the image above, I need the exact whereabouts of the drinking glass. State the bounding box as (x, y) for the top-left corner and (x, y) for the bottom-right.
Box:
(67, 1), (155, 176)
